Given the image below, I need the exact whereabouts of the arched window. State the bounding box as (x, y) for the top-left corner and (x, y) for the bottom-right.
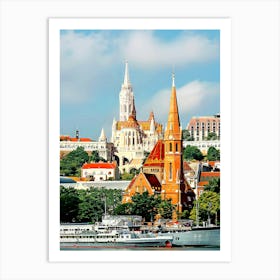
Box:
(175, 143), (178, 152)
(169, 143), (172, 152)
(169, 163), (172, 180)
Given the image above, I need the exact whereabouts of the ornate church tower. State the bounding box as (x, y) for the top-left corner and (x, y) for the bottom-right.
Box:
(162, 74), (194, 214)
(119, 61), (134, 121)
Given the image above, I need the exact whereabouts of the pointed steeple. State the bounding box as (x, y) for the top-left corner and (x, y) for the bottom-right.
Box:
(123, 60), (130, 86)
(119, 61), (134, 121)
(99, 128), (107, 142)
(164, 73), (181, 140)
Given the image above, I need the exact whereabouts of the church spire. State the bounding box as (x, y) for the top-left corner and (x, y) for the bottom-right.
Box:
(172, 72), (175, 87)
(99, 128), (107, 142)
(164, 73), (181, 140)
(123, 60), (130, 86)
(119, 61), (134, 121)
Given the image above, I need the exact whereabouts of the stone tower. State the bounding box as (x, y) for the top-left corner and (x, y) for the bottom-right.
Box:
(119, 61), (134, 121)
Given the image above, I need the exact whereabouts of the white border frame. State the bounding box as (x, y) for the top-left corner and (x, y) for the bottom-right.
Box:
(1, 1), (279, 279)
(49, 18), (231, 262)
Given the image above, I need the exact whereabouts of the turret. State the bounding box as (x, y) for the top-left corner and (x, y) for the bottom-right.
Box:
(99, 128), (107, 142)
(119, 61), (134, 121)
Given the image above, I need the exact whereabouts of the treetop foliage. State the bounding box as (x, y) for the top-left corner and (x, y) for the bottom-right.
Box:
(207, 146), (220, 161)
(113, 191), (175, 222)
(183, 145), (204, 161)
(60, 147), (89, 176)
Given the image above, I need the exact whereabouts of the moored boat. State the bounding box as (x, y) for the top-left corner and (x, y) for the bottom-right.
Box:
(60, 229), (173, 249)
(159, 226), (220, 247)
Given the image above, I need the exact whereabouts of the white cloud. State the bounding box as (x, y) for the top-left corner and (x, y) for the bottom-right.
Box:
(121, 31), (219, 68)
(60, 30), (219, 103)
(143, 80), (220, 126)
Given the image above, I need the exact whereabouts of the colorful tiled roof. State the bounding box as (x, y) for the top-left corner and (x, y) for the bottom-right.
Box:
(82, 162), (117, 169)
(60, 136), (92, 142)
(187, 116), (220, 129)
(116, 120), (162, 132)
(143, 140), (165, 167)
(208, 161), (220, 167)
(200, 172), (220, 177)
(198, 181), (209, 186)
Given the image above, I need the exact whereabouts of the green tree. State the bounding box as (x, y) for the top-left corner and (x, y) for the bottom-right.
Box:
(60, 147), (89, 176)
(207, 132), (218, 140)
(177, 209), (190, 220)
(60, 187), (123, 223)
(142, 150), (151, 164)
(116, 192), (174, 222)
(77, 188), (123, 222)
(114, 203), (133, 215)
(190, 191), (220, 225)
(183, 145), (204, 161)
(129, 168), (140, 176)
(120, 172), (134, 180)
(204, 178), (220, 193)
(182, 129), (194, 141)
(131, 191), (161, 222)
(77, 188), (104, 223)
(60, 186), (80, 222)
(89, 150), (106, 163)
(207, 146), (220, 161)
(157, 199), (174, 219)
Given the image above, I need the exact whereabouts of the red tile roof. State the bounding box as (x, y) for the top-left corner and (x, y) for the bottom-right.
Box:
(198, 181), (209, 186)
(201, 172), (220, 177)
(126, 176), (138, 191)
(60, 136), (92, 142)
(143, 140), (165, 167)
(82, 162), (116, 169)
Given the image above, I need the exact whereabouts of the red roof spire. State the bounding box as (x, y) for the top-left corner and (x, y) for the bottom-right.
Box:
(164, 73), (181, 140)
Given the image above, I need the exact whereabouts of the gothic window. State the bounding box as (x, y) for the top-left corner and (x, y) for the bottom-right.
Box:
(169, 143), (172, 152)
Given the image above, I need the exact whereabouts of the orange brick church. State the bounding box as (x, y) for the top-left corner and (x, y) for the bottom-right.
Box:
(122, 74), (195, 214)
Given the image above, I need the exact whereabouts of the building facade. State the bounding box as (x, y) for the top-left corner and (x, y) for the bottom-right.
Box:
(186, 114), (220, 141)
(183, 139), (220, 156)
(81, 162), (120, 181)
(60, 129), (113, 161)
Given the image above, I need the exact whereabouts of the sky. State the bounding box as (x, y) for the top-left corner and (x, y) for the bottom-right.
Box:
(60, 30), (220, 140)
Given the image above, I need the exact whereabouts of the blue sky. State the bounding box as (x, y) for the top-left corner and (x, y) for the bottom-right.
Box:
(60, 30), (220, 140)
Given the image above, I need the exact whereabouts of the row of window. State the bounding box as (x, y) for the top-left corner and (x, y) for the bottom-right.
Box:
(167, 142), (179, 152)
(60, 144), (106, 149)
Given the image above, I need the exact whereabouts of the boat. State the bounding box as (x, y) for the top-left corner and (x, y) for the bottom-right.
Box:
(60, 215), (173, 249)
(60, 229), (173, 249)
(161, 226), (220, 247)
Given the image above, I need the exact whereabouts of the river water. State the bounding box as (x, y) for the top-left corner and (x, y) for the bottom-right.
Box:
(61, 246), (220, 251)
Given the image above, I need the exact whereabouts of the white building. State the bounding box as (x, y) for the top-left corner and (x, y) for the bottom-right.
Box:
(60, 129), (113, 161)
(183, 140), (220, 155)
(81, 162), (120, 181)
(186, 114), (220, 141)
